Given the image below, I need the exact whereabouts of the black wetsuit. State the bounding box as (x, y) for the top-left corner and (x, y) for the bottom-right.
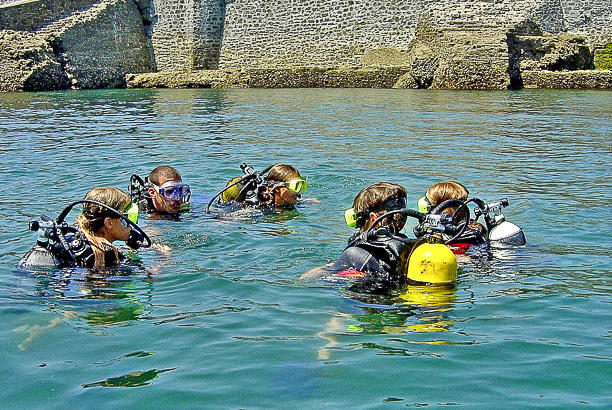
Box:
(332, 228), (418, 292)
(19, 230), (121, 269)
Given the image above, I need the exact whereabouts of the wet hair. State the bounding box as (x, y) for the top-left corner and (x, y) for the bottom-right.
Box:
(75, 187), (130, 267)
(265, 164), (302, 183)
(353, 182), (407, 234)
(425, 181), (469, 207)
(149, 165), (182, 186)
(426, 181), (470, 224)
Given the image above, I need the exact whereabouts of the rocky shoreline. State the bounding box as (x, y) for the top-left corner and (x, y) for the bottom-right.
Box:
(125, 68), (612, 90)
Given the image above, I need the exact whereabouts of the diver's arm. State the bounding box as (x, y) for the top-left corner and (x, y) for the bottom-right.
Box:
(301, 262), (334, 279)
(301, 246), (375, 279)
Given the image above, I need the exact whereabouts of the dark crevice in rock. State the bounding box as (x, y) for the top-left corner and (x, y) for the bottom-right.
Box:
(23, 35), (71, 91)
(132, 0), (156, 71)
(506, 32), (524, 90)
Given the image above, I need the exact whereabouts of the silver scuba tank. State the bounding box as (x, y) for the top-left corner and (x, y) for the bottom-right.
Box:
(488, 214), (526, 246)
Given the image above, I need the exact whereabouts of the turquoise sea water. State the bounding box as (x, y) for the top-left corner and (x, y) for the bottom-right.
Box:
(0, 88), (610, 408)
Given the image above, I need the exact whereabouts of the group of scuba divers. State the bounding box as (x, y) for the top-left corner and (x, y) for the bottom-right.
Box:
(19, 163), (526, 293)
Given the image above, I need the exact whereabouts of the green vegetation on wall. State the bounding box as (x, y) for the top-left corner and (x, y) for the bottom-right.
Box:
(594, 44), (612, 69)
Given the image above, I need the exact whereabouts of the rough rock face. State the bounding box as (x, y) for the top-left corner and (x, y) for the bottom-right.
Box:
(0, 30), (70, 92)
(522, 69), (612, 88)
(387, 3), (606, 89)
(0, 0), (152, 92)
(126, 67), (409, 89)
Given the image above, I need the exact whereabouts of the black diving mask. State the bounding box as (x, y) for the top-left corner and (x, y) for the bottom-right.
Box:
(345, 196), (407, 227)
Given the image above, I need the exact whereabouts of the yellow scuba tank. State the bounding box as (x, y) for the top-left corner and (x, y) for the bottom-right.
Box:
(406, 242), (457, 284)
(222, 177), (245, 203)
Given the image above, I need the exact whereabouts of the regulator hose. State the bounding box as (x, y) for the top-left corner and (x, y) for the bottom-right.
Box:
(206, 164), (274, 213)
(429, 199), (471, 244)
(56, 200), (151, 248)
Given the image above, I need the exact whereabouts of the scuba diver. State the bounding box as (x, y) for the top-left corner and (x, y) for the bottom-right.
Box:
(302, 182), (458, 293)
(129, 165), (191, 217)
(18, 187), (151, 269)
(207, 163), (309, 212)
(416, 180), (526, 252)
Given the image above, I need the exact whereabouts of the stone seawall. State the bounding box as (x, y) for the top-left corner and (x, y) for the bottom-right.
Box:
(1, 0), (611, 91)
(150, 0), (225, 71)
(219, 0), (428, 69)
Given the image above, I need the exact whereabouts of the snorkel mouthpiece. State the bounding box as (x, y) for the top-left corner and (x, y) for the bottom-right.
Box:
(126, 229), (145, 250)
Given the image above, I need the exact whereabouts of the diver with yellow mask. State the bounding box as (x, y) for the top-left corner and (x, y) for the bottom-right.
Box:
(18, 187), (151, 269)
(207, 163), (308, 212)
(303, 182), (460, 292)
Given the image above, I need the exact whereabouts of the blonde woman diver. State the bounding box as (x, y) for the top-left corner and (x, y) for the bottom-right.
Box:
(19, 187), (150, 269)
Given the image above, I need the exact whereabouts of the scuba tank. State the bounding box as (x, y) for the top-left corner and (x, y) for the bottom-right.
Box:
(417, 197), (526, 248)
(207, 163), (274, 212)
(356, 208), (459, 286)
(473, 198), (526, 246)
(18, 200), (151, 269)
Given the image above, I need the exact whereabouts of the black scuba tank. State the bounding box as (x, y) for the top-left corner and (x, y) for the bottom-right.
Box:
(18, 243), (61, 268)
(18, 230), (95, 269)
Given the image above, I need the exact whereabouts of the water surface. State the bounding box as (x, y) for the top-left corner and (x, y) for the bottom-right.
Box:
(0, 88), (610, 408)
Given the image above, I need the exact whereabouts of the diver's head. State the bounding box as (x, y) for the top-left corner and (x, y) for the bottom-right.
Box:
(147, 165), (190, 214)
(265, 164), (306, 208)
(353, 182), (407, 234)
(78, 187), (133, 242)
(425, 181), (469, 208)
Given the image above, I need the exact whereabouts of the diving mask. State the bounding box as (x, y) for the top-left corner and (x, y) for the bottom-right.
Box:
(153, 181), (191, 201)
(344, 196), (407, 228)
(345, 208), (358, 227)
(272, 179), (308, 195)
(417, 196), (432, 213)
(123, 202), (139, 224)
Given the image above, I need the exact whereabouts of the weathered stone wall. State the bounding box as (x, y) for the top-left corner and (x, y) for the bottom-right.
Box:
(561, 0), (612, 46)
(149, 0), (225, 70)
(2, 0), (611, 91)
(0, 0), (151, 91)
(215, 0), (611, 89)
(0, 0), (100, 31)
(219, 0), (611, 70)
(219, 0), (433, 69)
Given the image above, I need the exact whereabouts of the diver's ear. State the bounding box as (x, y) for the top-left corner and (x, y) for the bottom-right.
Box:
(104, 217), (114, 229)
(147, 187), (156, 197)
(368, 212), (378, 226)
(361, 211), (378, 231)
